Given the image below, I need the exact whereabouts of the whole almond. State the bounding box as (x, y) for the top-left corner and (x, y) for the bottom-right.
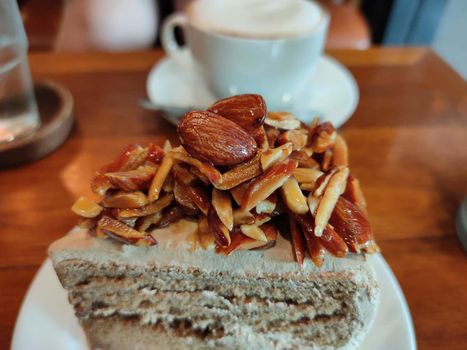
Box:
(178, 111), (257, 166)
(208, 94), (266, 132)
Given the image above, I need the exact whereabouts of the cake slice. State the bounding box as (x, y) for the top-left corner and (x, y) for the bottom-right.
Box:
(49, 94), (380, 349)
(49, 223), (378, 350)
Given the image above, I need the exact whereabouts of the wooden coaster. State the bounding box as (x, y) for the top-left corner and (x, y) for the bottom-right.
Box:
(0, 80), (74, 168)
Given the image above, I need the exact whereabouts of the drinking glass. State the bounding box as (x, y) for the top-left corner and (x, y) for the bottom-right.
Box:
(0, 0), (40, 143)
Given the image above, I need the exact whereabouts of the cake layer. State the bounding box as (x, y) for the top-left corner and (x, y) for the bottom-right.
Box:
(49, 225), (379, 349)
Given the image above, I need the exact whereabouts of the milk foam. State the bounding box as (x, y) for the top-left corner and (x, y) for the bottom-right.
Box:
(187, 0), (324, 39)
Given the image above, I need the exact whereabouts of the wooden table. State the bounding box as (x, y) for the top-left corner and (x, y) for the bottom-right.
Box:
(1, 48), (466, 349)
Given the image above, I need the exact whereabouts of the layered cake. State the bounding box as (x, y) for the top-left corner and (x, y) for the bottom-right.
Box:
(49, 94), (380, 349)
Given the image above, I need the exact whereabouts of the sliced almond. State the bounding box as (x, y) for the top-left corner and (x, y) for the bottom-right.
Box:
(105, 165), (157, 192)
(170, 146), (222, 183)
(207, 205), (231, 247)
(318, 225), (348, 257)
(288, 215), (305, 267)
(213, 152), (262, 190)
(135, 211), (163, 232)
(240, 224), (267, 242)
(78, 217), (98, 230)
(173, 181), (197, 211)
(148, 155), (173, 202)
(293, 168), (324, 184)
(280, 178), (308, 215)
(276, 130), (308, 151)
(330, 196), (373, 253)
(172, 164), (199, 186)
(264, 125), (281, 146)
(311, 122), (336, 153)
(307, 195), (320, 216)
(198, 216), (215, 250)
(314, 167), (349, 237)
(212, 189), (234, 231)
(260, 143), (293, 171)
(332, 134), (348, 167)
(289, 150), (320, 169)
(253, 126), (270, 152)
(221, 224), (277, 255)
(342, 174), (367, 212)
(163, 140), (172, 153)
(255, 193), (277, 214)
(242, 159), (298, 211)
(233, 209), (256, 226)
(102, 191), (148, 208)
(117, 193), (174, 218)
(322, 148), (333, 171)
(162, 173), (174, 193)
(265, 112), (301, 130)
(253, 213), (272, 226)
(72, 196), (103, 218)
(95, 226), (107, 239)
(97, 215), (156, 245)
(230, 182), (250, 206)
(313, 168), (338, 197)
(300, 183), (316, 191)
(302, 147), (314, 157)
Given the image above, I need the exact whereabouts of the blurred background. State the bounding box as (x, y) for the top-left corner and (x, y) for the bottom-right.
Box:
(17, 0), (466, 79)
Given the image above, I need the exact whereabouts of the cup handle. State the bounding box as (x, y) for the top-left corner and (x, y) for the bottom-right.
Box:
(161, 13), (191, 69)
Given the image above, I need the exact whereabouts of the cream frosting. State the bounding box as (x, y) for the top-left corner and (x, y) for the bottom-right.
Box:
(49, 219), (371, 278)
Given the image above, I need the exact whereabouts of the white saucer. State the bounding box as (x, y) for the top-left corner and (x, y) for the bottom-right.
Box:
(12, 254), (416, 350)
(146, 55), (359, 128)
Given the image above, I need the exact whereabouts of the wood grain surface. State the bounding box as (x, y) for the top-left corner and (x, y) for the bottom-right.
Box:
(1, 48), (466, 349)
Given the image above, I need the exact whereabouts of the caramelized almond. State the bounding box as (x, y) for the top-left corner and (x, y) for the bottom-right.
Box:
(207, 205), (231, 247)
(178, 110), (257, 166)
(102, 191), (148, 208)
(288, 215), (306, 267)
(72, 196), (103, 218)
(208, 94), (266, 132)
(241, 159), (298, 211)
(329, 196), (373, 253)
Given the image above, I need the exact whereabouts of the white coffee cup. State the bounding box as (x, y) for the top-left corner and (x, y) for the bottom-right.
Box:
(162, 0), (329, 109)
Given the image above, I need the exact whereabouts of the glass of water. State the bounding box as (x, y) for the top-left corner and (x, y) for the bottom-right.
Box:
(0, 0), (40, 143)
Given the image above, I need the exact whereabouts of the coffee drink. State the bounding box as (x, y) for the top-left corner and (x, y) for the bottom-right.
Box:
(162, 0), (329, 109)
(186, 0), (324, 39)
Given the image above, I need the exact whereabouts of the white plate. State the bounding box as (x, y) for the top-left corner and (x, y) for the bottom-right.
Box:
(146, 54), (359, 128)
(12, 254), (416, 350)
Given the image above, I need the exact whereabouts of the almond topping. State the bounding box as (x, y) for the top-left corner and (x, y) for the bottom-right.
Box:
(212, 189), (234, 231)
(240, 224), (267, 242)
(276, 129), (308, 150)
(314, 167), (349, 237)
(242, 159), (298, 211)
(233, 209), (256, 226)
(178, 110), (257, 166)
(198, 216), (215, 250)
(148, 154), (173, 202)
(117, 194), (174, 218)
(207, 205), (231, 247)
(102, 191), (148, 208)
(280, 178), (308, 215)
(97, 215), (156, 245)
(260, 143), (293, 171)
(255, 193), (277, 214)
(72, 196), (103, 218)
(265, 112), (301, 130)
(332, 134), (348, 167)
(208, 94), (266, 132)
(293, 168), (324, 184)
